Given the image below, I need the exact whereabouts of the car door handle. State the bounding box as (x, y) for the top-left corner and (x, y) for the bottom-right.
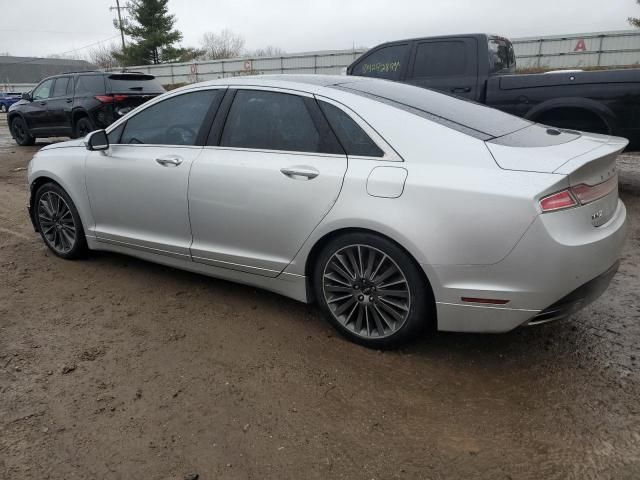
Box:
(39, 101), (47, 106)
(451, 87), (471, 93)
(280, 166), (319, 180)
(156, 155), (183, 167)
(66, 98), (73, 103)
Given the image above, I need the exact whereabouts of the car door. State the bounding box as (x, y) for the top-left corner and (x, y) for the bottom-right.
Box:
(405, 38), (479, 101)
(45, 76), (73, 134)
(189, 88), (348, 277)
(25, 78), (55, 131)
(85, 88), (223, 258)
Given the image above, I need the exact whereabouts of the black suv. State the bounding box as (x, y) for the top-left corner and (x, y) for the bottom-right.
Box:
(8, 71), (165, 146)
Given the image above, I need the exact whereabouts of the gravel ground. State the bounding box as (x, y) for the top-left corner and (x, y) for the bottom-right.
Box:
(1, 114), (639, 479)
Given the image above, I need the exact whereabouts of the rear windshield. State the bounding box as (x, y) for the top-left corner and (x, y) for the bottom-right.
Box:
(107, 74), (165, 94)
(333, 79), (531, 140)
(488, 37), (516, 74)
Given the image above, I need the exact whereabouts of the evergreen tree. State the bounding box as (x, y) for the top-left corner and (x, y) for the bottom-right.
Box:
(115, 0), (184, 65)
(630, 0), (640, 28)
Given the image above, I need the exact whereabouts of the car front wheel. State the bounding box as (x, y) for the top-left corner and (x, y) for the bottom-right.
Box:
(34, 182), (87, 259)
(314, 232), (432, 349)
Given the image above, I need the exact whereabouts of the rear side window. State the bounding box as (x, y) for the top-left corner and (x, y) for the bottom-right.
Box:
(413, 41), (467, 77)
(108, 74), (165, 94)
(52, 77), (70, 98)
(220, 90), (324, 153)
(319, 101), (383, 157)
(353, 44), (408, 80)
(75, 75), (106, 96)
(120, 89), (220, 146)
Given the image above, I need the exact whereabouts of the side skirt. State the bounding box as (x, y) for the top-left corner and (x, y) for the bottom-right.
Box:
(86, 236), (309, 303)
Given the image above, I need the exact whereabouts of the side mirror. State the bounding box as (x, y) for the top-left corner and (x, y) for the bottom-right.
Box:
(21, 92), (32, 101)
(85, 129), (109, 151)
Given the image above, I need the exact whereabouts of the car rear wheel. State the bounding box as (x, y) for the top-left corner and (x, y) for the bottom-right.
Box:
(34, 183), (87, 259)
(75, 117), (95, 138)
(314, 232), (431, 349)
(11, 116), (36, 146)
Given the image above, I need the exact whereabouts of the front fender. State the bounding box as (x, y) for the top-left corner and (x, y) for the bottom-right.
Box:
(28, 148), (95, 236)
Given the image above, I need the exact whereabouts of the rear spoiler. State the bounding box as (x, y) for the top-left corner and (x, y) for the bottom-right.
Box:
(108, 73), (156, 81)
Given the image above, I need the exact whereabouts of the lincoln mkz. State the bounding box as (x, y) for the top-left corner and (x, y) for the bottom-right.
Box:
(26, 75), (627, 348)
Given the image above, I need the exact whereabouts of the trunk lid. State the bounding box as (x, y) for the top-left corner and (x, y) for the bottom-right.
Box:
(486, 124), (627, 178)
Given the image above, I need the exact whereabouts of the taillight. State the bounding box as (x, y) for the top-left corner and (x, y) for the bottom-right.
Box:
(570, 175), (617, 205)
(95, 95), (128, 103)
(539, 175), (618, 213)
(539, 190), (577, 212)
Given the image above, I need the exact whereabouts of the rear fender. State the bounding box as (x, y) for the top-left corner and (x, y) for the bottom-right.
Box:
(525, 97), (617, 133)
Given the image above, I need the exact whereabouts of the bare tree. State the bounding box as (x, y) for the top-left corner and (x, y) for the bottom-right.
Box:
(87, 43), (122, 70)
(246, 46), (286, 57)
(200, 29), (245, 60)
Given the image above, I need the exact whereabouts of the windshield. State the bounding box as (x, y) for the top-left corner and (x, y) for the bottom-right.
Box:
(488, 37), (516, 74)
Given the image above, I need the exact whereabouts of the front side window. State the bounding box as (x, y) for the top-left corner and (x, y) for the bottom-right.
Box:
(119, 89), (220, 146)
(353, 44), (408, 80)
(220, 90), (323, 153)
(319, 101), (383, 157)
(52, 77), (70, 98)
(32, 79), (54, 100)
(413, 41), (467, 77)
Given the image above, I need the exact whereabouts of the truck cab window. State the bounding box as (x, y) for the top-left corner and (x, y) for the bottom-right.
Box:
(353, 44), (408, 80)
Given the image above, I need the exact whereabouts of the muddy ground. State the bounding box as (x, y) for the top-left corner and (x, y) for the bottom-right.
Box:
(0, 113), (639, 480)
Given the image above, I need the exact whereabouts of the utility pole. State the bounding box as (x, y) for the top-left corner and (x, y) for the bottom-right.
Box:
(110, 0), (126, 52)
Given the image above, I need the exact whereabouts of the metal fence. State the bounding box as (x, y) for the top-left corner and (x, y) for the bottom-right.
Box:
(118, 30), (640, 87)
(513, 30), (640, 69)
(4, 29), (640, 92)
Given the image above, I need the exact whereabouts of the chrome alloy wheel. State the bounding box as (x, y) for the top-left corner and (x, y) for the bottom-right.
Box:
(322, 244), (412, 339)
(37, 191), (77, 254)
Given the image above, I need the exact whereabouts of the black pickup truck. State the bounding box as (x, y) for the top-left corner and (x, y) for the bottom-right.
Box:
(347, 34), (640, 148)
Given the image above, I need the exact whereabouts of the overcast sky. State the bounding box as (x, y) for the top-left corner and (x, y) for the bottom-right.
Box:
(1, 0), (638, 58)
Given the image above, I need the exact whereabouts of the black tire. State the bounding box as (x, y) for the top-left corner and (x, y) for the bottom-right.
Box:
(314, 232), (432, 349)
(11, 116), (36, 146)
(34, 182), (87, 260)
(74, 116), (95, 138)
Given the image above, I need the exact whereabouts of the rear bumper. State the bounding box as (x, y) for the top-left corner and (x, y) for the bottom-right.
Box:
(526, 260), (619, 325)
(430, 199), (627, 333)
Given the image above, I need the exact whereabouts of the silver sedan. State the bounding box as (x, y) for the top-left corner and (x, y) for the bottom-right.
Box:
(26, 75), (627, 348)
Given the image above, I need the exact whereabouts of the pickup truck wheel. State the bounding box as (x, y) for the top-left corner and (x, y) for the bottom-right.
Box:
(11, 117), (36, 146)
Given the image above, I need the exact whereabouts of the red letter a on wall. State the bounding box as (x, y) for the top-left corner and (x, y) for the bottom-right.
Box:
(574, 39), (587, 52)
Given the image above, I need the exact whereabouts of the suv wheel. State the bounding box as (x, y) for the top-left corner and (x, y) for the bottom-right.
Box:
(314, 232), (432, 349)
(11, 116), (36, 146)
(75, 117), (95, 138)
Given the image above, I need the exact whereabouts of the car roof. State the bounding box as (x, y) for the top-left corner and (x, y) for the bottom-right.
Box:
(178, 74), (530, 140)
